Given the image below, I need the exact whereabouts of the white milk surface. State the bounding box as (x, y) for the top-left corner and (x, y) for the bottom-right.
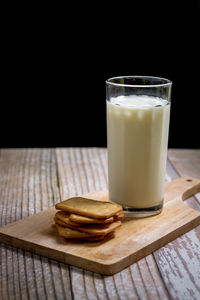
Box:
(107, 95), (170, 208)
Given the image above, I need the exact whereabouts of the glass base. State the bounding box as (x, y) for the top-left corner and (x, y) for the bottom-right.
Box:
(122, 203), (163, 218)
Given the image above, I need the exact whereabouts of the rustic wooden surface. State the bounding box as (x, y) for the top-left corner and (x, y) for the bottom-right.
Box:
(0, 148), (200, 300)
(1, 178), (199, 276)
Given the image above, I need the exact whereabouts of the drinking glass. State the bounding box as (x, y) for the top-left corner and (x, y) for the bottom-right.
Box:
(106, 76), (172, 217)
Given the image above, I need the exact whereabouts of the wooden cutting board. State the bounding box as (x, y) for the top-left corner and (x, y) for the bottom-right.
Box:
(0, 177), (200, 275)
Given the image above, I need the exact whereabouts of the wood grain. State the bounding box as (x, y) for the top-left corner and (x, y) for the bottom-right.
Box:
(168, 149), (200, 205)
(0, 149), (72, 300)
(0, 177), (199, 275)
(55, 148), (170, 299)
(168, 149), (200, 179)
(56, 148), (200, 300)
(154, 155), (200, 300)
(0, 148), (200, 300)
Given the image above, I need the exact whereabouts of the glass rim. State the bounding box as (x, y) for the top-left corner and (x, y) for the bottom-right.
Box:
(106, 75), (172, 88)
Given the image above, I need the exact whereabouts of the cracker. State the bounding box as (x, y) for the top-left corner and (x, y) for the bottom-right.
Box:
(55, 197), (122, 219)
(55, 211), (82, 227)
(78, 235), (106, 241)
(55, 218), (84, 230)
(56, 224), (100, 239)
(69, 213), (114, 224)
(54, 217), (68, 227)
(65, 220), (121, 235)
(114, 213), (124, 221)
(115, 211), (122, 217)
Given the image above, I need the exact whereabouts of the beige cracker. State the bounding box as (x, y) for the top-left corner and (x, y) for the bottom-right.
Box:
(54, 217), (85, 230)
(55, 211), (82, 227)
(114, 213), (124, 221)
(56, 224), (106, 241)
(65, 220), (122, 235)
(55, 197), (122, 219)
(69, 213), (115, 224)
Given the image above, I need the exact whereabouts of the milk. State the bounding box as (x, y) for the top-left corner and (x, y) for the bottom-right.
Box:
(107, 95), (170, 208)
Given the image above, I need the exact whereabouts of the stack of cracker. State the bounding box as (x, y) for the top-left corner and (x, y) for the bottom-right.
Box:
(54, 197), (124, 241)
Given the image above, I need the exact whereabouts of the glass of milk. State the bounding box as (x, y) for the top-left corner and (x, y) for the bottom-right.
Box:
(106, 76), (172, 217)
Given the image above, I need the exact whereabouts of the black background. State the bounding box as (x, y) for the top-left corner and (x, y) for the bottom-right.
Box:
(1, 1), (199, 148)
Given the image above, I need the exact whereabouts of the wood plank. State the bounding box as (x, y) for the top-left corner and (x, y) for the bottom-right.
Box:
(0, 149), (73, 300)
(0, 179), (199, 276)
(55, 148), (197, 299)
(168, 149), (200, 178)
(56, 148), (200, 299)
(1, 148), (199, 300)
(153, 153), (200, 300)
(168, 149), (200, 205)
(1, 148), (170, 300)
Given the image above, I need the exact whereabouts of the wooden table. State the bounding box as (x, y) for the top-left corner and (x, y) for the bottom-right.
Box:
(0, 148), (200, 300)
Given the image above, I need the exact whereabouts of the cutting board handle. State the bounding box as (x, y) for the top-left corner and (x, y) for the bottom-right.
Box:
(164, 177), (200, 203)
